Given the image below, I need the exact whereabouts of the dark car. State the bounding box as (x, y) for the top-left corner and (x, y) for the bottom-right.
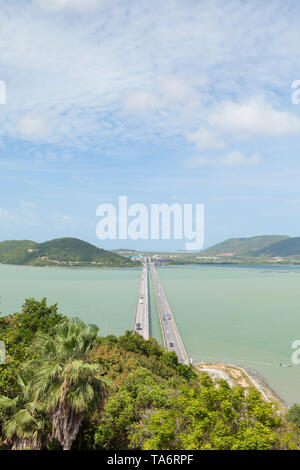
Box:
(136, 322), (142, 330)
(169, 342), (174, 348)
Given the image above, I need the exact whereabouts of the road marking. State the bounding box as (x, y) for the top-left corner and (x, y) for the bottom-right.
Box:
(133, 260), (149, 340)
(150, 260), (189, 365)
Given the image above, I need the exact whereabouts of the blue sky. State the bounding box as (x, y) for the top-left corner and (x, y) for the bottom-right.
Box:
(1, 0), (300, 250)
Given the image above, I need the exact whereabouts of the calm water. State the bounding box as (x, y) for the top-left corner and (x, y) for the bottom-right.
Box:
(0, 263), (300, 405)
(157, 265), (300, 406)
(0, 265), (141, 337)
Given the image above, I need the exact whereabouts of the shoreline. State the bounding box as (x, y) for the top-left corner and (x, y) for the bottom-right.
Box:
(163, 262), (300, 267)
(2, 261), (300, 268)
(194, 361), (287, 413)
(0, 262), (140, 270)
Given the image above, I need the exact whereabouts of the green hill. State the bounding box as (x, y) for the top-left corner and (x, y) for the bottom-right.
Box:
(0, 238), (135, 267)
(254, 236), (300, 257)
(0, 240), (38, 264)
(200, 235), (290, 257)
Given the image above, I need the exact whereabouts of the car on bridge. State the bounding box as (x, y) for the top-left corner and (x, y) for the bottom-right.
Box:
(169, 342), (174, 348)
(136, 322), (142, 330)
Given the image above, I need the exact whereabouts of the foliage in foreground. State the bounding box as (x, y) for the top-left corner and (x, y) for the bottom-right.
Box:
(0, 298), (300, 450)
(287, 404), (300, 429)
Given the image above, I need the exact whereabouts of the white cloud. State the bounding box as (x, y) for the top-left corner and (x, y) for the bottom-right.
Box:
(186, 151), (260, 168)
(0, 1), (299, 149)
(53, 213), (75, 226)
(0, 208), (9, 218)
(34, 0), (107, 12)
(157, 75), (193, 104)
(207, 98), (300, 136)
(20, 200), (39, 225)
(121, 76), (201, 116)
(0, 208), (17, 225)
(20, 200), (36, 211)
(16, 114), (51, 141)
(121, 89), (159, 114)
(187, 128), (225, 151)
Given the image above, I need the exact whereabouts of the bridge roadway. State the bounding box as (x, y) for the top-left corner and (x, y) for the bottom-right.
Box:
(149, 260), (189, 365)
(133, 259), (149, 340)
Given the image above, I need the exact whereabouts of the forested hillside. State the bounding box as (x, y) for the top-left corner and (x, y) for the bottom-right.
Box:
(0, 299), (299, 450)
(0, 238), (135, 267)
(254, 237), (300, 258)
(0, 240), (38, 265)
(200, 236), (290, 257)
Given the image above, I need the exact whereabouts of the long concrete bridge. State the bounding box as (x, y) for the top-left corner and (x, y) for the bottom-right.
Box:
(133, 258), (149, 340)
(149, 260), (189, 365)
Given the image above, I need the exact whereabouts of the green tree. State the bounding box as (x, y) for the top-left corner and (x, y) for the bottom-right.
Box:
(26, 319), (110, 450)
(287, 404), (300, 428)
(0, 375), (45, 450)
(0, 298), (64, 397)
(131, 377), (285, 450)
(94, 368), (170, 450)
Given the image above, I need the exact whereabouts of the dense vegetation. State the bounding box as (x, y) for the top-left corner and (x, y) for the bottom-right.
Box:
(0, 299), (300, 450)
(199, 235), (290, 257)
(287, 404), (300, 429)
(254, 236), (300, 258)
(0, 240), (38, 265)
(0, 238), (135, 267)
(197, 234), (300, 261)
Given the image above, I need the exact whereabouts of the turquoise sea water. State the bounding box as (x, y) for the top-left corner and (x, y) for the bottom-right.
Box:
(0, 264), (140, 337)
(157, 265), (300, 406)
(0, 263), (300, 405)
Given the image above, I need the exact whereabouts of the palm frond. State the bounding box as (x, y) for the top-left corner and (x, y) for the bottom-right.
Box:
(0, 396), (19, 411)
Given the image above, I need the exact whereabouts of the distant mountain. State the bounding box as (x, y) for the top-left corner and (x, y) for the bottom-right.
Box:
(113, 249), (138, 253)
(0, 238), (136, 267)
(200, 235), (290, 257)
(254, 237), (300, 257)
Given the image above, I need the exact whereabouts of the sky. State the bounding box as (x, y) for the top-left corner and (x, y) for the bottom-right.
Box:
(1, 0), (300, 250)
